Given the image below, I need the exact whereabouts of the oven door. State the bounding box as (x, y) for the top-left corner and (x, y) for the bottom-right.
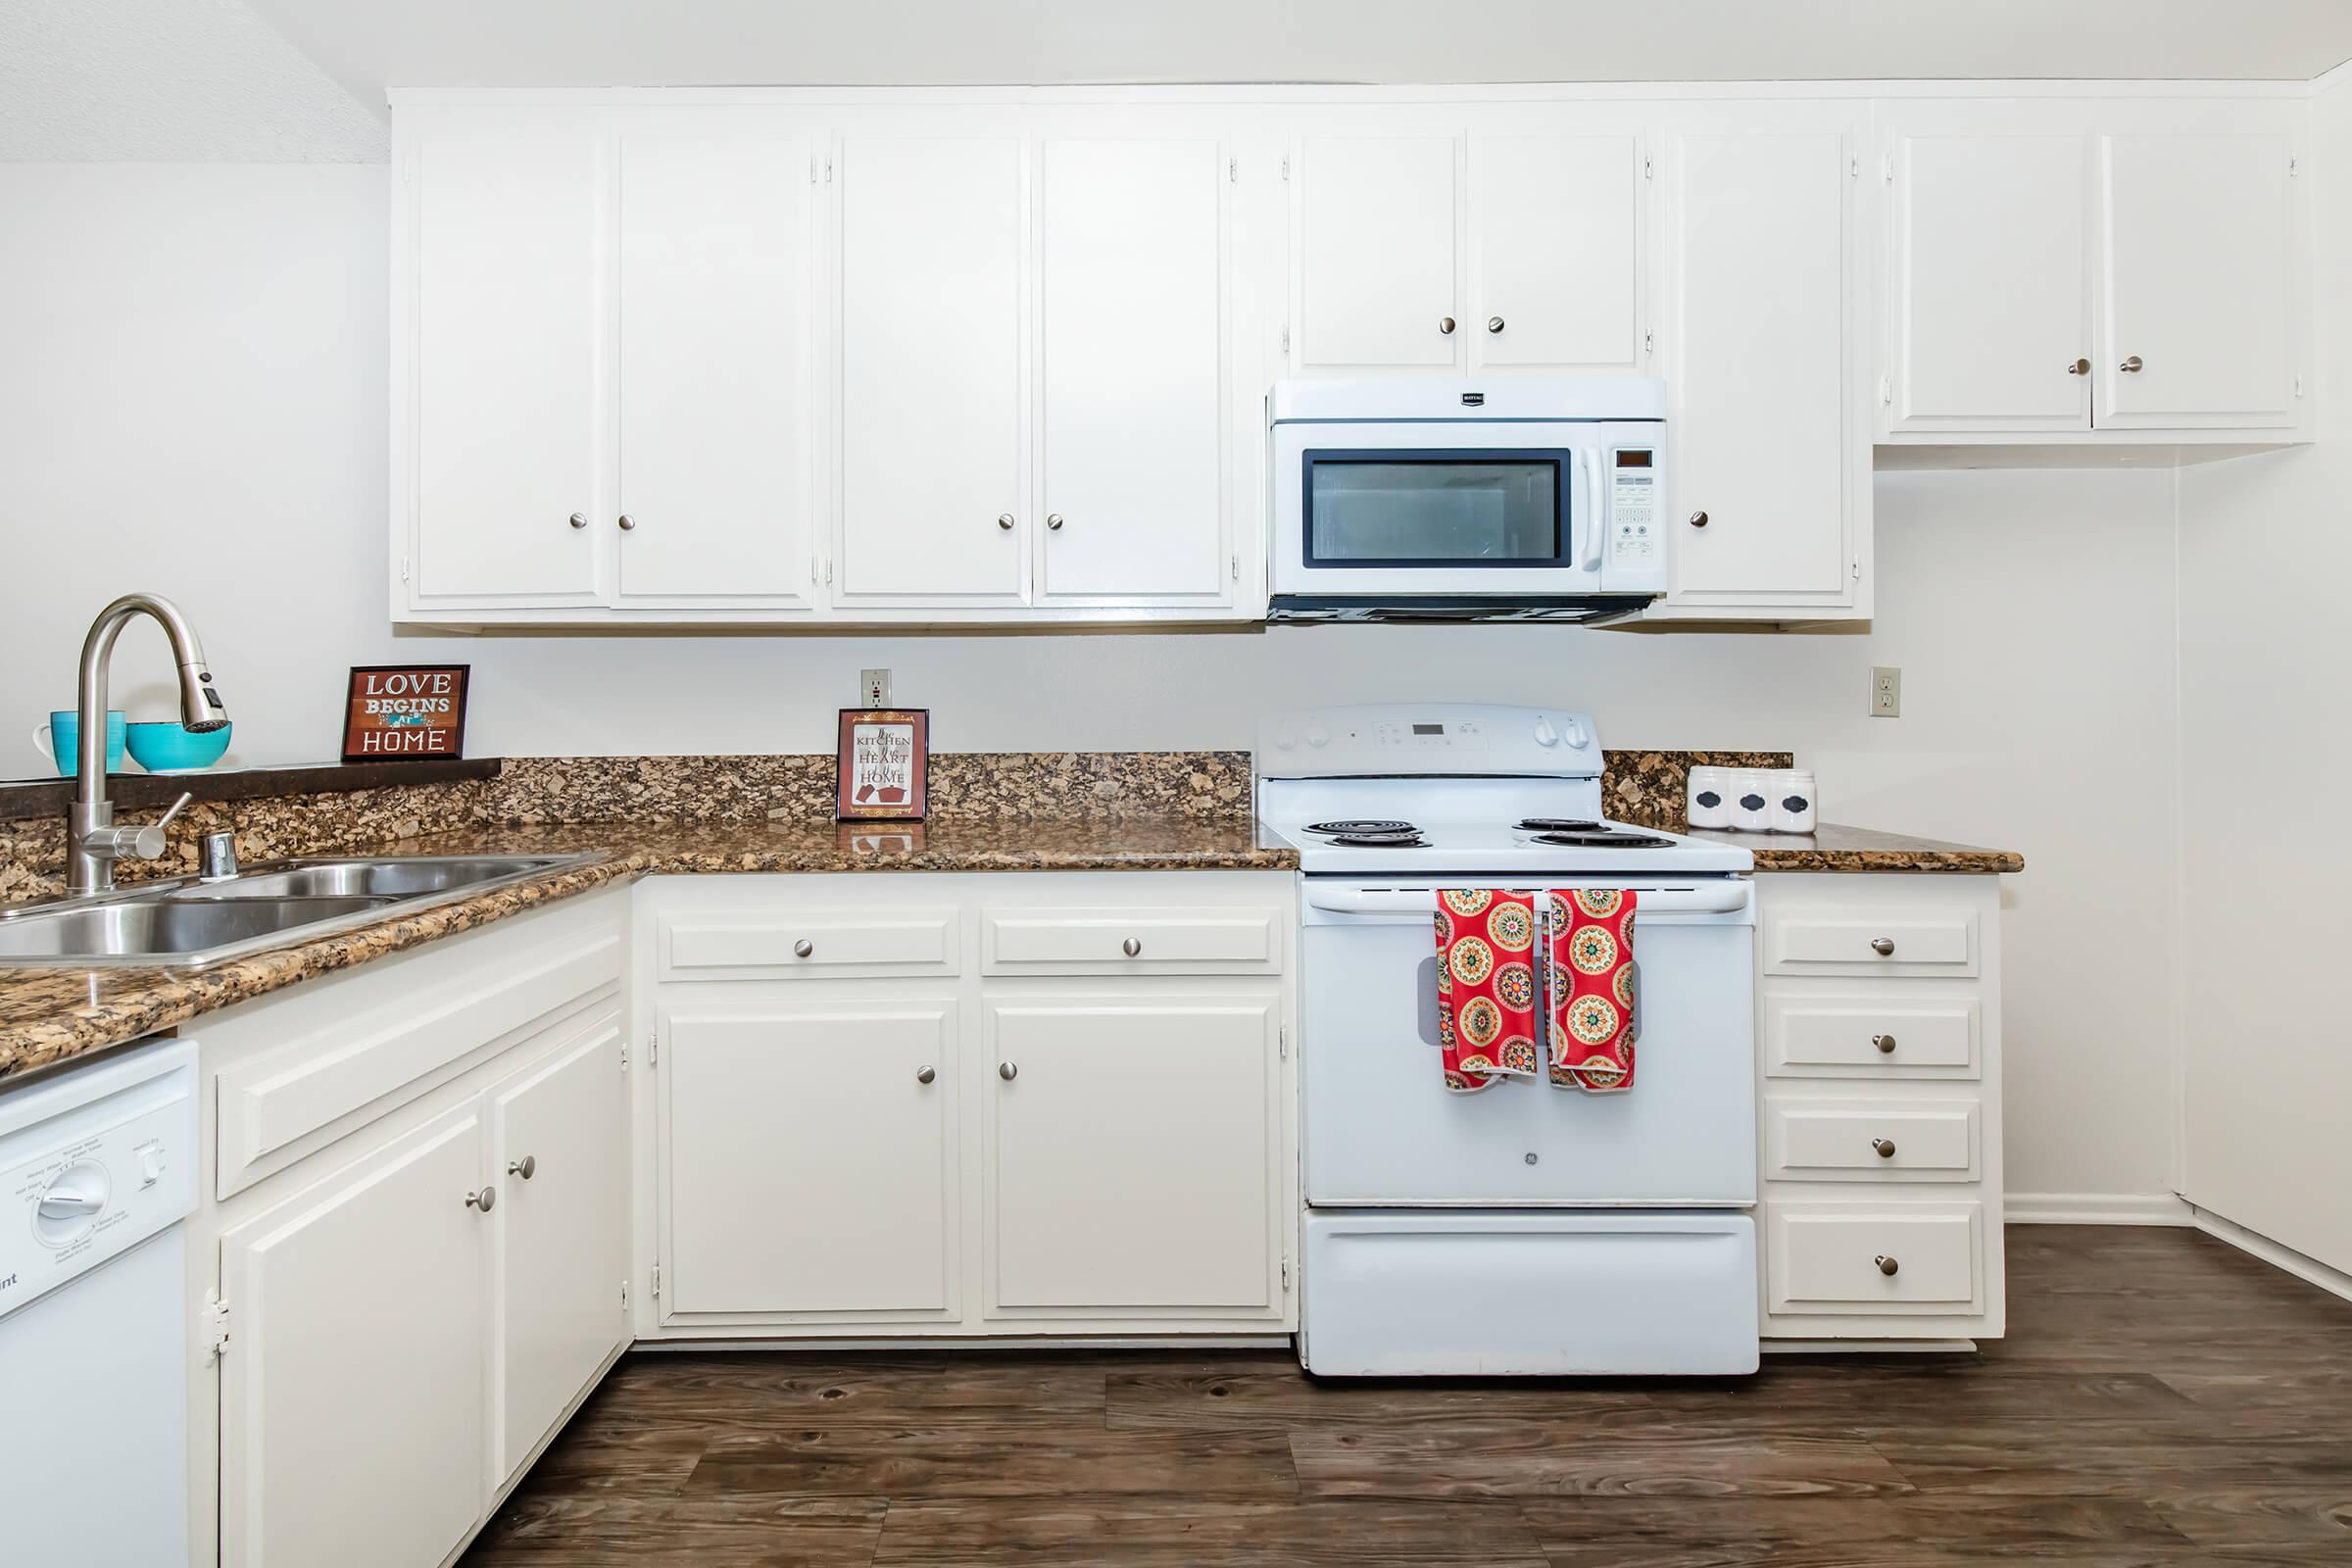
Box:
(1299, 879), (1757, 1208)
(1270, 419), (1639, 598)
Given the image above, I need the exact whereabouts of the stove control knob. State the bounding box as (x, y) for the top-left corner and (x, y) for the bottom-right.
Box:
(1559, 716), (1590, 750)
(1305, 723), (1331, 749)
(1533, 718), (1560, 748)
(1273, 723), (1298, 752)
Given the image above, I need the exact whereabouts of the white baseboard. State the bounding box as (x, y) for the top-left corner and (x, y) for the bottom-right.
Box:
(2190, 1207), (2352, 1305)
(2005, 1192), (2193, 1226)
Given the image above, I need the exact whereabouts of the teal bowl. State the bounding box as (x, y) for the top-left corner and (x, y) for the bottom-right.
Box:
(125, 720), (232, 773)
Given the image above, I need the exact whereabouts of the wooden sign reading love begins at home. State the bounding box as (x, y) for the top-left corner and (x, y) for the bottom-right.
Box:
(342, 665), (470, 761)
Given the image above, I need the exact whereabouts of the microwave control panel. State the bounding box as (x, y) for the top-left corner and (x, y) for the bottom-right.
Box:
(1607, 448), (1658, 568)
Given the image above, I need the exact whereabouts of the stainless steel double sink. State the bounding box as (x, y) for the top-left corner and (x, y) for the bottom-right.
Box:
(0, 855), (597, 968)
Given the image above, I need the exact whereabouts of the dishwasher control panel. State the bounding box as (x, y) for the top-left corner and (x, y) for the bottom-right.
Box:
(0, 1039), (196, 1320)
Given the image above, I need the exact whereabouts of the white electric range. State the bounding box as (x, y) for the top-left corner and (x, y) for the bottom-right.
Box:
(1256, 704), (1761, 1376)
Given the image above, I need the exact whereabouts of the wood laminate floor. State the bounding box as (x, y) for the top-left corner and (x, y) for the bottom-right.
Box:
(463, 1226), (2352, 1566)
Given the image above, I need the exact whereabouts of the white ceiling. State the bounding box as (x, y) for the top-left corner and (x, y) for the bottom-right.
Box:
(0, 0), (385, 161)
(251, 0), (2352, 102)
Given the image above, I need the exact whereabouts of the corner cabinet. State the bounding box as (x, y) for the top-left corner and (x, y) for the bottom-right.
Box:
(634, 871), (1298, 1340)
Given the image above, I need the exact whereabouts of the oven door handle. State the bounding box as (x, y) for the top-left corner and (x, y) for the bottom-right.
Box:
(1305, 883), (1753, 916)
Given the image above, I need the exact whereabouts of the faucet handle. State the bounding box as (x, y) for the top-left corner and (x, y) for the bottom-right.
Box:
(154, 792), (193, 831)
(81, 791), (193, 863)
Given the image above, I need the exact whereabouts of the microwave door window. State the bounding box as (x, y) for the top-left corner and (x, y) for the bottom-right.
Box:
(1305, 454), (1564, 566)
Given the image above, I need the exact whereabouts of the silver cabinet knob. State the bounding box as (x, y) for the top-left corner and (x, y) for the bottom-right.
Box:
(1872, 1033), (1897, 1054)
(1046, 514), (1064, 531)
(1871, 1138), (1896, 1159)
(1870, 937), (1896, 956)
(508, 1154), (537, 1180)
(568, 513), (588, 529)
(1875, 1253), (1899, 1276)
(2120, 355), (2144, 372)
(1487, 316), (1505, 333)
(1438, 316), (1456, 335)
(999, 1060), (1018, 1081)
(1121, 936), (1143, 957)
(2067, 358), (2091, 375)
(793, 938), (813, 958)
(466, 1187), (497, 1212)
(996, 513), (1015, 530)
(617, 514), (636, 531)
(1688, 511), (1709, 528)
(916, 1065), (936, 1085)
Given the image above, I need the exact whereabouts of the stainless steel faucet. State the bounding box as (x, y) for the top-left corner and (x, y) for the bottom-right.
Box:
(66, 593), (230, 896)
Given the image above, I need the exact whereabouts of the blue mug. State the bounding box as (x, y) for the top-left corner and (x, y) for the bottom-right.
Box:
(33, 710), (125, 777)
(126, 720), (233, 773)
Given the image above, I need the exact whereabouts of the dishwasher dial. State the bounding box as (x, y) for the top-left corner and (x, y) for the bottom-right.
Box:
(33, 1160), (111, 1248)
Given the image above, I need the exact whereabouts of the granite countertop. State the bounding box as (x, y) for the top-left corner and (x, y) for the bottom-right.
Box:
(1695, 821), (2025, 874)
(0, 815), (1295, 1086)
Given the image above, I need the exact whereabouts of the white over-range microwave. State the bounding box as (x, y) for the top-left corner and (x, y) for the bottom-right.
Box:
(1267, 378), (1669, 621)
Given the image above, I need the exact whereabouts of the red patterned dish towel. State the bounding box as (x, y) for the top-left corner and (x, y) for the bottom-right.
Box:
(1433, 890), (1543, 1093)
(1546, 889), (1640, 1092)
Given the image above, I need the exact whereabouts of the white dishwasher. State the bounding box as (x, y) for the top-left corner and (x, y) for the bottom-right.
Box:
(1, 1038), (197, 1567)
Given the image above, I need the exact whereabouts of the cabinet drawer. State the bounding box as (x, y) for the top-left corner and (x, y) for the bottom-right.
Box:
(657, 908), (958, 979)
(1764, 996), (1980, 1077)
(981, 906), (1280, 975)
(1764, 907), (1978, 977)
(1767, 1202), (1982, 1314)
(1766, 1098), (1980, 1182)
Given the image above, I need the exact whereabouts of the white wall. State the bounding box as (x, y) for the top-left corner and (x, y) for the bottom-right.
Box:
(2169, 74), (2352, 1273)
(0, 161), (2182, 1202)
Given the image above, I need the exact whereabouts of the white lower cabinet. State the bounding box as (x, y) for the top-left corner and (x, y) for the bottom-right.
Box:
(985, 996), (1282, 1317)
(662, 1001), (959, 1318)
(640, 871), (1298, 1339)
(219, 1104), (488, 1568)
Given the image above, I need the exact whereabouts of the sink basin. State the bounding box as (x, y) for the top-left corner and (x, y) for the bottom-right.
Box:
(0, 854), (596, 968)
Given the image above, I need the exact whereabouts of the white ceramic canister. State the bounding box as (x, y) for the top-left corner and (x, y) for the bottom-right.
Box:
(1730, 769), (1776, 833)
(1686, 765), (1732, 829)
(1769, 768), (1818, 834)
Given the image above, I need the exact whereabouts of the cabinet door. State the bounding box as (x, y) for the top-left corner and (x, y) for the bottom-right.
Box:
(1660, 124), (1855, 612)
(1294, 135), (1460, 369)
(1038, 137), (1228, 603)
(488, 1017), (627, 1486)
(220, 1105), (487, 1568)
(663, 1001), (958, 1315)
(985, 995), (1280, 1315)
(2099, 132), (2298, 428)
(836, 135), (1027, 605)
(1887, 132), (2091, 431)
(1469, 134), (1642, 372)
(411, 134), (602, 606)
(617, 136), (815, 606)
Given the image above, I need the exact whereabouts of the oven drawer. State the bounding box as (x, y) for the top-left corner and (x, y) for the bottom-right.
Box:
(980, 906), (1280, 975)
(1302, 1210), (1757, 1376)
(1764, 995), (1980, 1077)
(1764, 907), (1978, 978)
(1767, 1201), (1983, 1314)
(657, 908), (958, 979)
(1765, 1098), (1980, 1182)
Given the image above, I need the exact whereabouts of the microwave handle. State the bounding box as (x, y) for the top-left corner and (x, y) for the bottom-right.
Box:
(1580, 449), (1605, 571)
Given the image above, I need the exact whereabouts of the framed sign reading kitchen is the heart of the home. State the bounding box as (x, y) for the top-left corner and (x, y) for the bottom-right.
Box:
(835, 708), (929, 821)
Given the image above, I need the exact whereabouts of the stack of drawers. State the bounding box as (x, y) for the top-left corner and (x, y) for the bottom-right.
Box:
(1752, 873), (2006, 1344)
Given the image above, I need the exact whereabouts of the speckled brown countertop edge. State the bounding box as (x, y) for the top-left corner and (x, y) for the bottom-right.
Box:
(1694, 822), (2025, 875)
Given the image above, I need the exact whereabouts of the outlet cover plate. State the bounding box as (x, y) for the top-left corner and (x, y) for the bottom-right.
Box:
(1870, 665), (1901, 718)
(859, 668), (892, 709)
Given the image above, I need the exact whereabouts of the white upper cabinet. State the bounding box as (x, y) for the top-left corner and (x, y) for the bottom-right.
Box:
(1657, 109), (1862, 616)
(1886, 124), (2091, 432)
(2099, 130), (2299, 428)
(1037, 137), (1230, 604)
(408, 132), (603, 608)
(615, 135), (816, 607)
(1294, 134), (1462, 369)
(1468, 133), (1643, 372)
(834, 133), (1030, 607)
(1879, 100), (2307, 442)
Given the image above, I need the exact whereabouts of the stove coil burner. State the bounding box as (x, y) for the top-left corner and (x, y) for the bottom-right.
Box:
(1325, 830), (1429, 849)
(1515, 817), (1602, 833)
(1304, 819), (1418, 837)
(1529, 830), (1674, 849)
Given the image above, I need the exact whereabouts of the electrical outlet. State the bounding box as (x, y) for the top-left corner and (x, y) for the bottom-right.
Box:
(858, 668), (892, 709)
(1870, 665), (1901, 718)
